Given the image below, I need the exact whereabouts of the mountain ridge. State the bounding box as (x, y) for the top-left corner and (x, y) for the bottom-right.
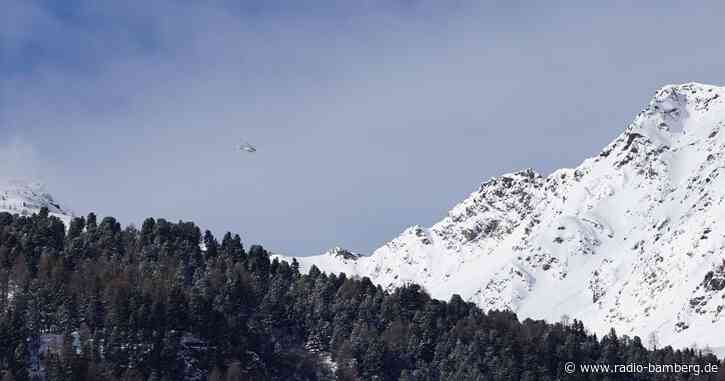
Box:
(277, 82), (725, 353)
(0, 179), (73, 225)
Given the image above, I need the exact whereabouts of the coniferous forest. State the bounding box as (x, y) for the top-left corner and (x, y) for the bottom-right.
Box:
(0, 209), (722, 380)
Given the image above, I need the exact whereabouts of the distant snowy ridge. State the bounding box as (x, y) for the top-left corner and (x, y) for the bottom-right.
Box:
(276, 83), (725, 353)
(0, 179), (73, 225)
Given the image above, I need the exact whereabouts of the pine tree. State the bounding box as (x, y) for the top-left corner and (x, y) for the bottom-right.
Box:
(86, 213), (98, 231)
(203, 230), (218, 260)
(141, 218), (156, 245)
(68, 217), (86, 240)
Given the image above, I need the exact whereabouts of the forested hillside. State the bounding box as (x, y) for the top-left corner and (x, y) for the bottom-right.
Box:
(0, 209), (721, 380)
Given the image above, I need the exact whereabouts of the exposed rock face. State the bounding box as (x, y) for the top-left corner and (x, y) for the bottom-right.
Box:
(277, 83), (725, 353)
(328, 247), (360, 261)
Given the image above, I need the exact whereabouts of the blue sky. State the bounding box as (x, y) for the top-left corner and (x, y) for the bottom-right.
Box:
(2, 0), (725, 255)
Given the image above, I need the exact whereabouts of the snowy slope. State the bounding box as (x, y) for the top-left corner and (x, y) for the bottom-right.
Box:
(0, 179), (73, 225)
(277, 83), (725, 352)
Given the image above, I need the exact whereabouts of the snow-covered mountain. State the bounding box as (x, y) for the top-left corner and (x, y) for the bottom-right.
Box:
(277, 83), (725, 353)
(0, 179), (73, 225)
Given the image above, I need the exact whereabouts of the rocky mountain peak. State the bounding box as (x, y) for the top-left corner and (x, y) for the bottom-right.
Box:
(0, 179), (73, 227)
(279, 83), (725, 354)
